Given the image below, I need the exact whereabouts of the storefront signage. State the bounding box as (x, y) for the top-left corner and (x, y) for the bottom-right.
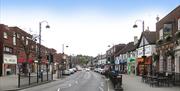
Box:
(163, 23), (172, 38)
(178, 18), (180, 30)
(137, 45), (152, 57)
(3, 54), (17, 64)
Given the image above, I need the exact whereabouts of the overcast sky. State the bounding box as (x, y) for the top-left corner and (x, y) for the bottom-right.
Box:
(0, 0), (180, 57)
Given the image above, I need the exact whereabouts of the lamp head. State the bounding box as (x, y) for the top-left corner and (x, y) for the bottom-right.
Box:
(133, 24), (138, 28)
(46, 25), (50, 28)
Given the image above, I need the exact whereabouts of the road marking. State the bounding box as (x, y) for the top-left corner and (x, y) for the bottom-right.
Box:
(101, 82), (104, 87)
(106, 79), (109, 91)
(99, 87), (104, 91)
(57, 88), (61, 91)
(75, 80), (78, 84)
(68, 83), (72, 87)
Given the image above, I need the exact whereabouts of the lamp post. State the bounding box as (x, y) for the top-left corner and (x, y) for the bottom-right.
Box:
(133, 20), (146, 76)
(107, 44), (115, 70)
(37, 20), (50, 83)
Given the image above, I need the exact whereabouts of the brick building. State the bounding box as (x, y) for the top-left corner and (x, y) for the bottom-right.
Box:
(0, 24), (60, 76)
(156, 5), (180, 85)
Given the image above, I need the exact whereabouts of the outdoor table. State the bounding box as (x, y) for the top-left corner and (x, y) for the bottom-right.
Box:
(157, 77), (167, 86)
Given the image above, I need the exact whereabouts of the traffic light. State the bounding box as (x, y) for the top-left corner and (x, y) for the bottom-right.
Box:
(47, 54), (53, 63)
(50, 54), (53, 63)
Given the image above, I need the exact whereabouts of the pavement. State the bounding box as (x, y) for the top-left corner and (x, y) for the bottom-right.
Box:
(0, 74), (18, 91)
(0, 73), (58, 91)
(122, 74), (180, 91)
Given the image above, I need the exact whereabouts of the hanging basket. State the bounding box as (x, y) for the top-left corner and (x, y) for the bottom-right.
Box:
(156, 39), (163, 45)
(165, 35), (172, 42)
(175, 31), (180, 39)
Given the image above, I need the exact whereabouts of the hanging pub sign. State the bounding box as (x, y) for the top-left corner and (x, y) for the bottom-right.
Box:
(178, 18), (180, 30)
(163, 23), (172, 38)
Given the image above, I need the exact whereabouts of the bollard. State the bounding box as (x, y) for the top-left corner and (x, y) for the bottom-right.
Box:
(47, 70), (48, 81)
(18, 73), (20, 88)
(29, 72), (30, 85)
(41, 72), (43, 82)
(51, 71), (53, 80)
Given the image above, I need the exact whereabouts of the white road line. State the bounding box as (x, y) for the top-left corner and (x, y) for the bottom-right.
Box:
(99, 87), (104, 91)
(106, 79), (109, 91)
(101, 82), (104, 87)
(75, 80), (78, 84)
(68, 83), (72, 87)
(57, 88), (61, 91)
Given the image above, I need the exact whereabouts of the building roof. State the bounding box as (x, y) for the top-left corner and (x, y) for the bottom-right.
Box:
(143, 31), (156, 44)
(136, 30), (156, 48)
(115, 42), (136, 56)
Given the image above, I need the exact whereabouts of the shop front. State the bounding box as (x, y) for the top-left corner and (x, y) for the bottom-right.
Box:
(136, 56), (152, 76)
(127, 57), (135, 75)
(174, 44), (180, 85)
(17, 58), (34, 73)
(3, 54), (17, 76)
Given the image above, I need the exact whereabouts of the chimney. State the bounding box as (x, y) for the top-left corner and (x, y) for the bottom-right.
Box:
(146, 27), (150, 31)
(134, 36), (138, 45)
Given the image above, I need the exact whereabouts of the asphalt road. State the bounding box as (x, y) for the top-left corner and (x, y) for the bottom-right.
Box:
(20, 70), (109, 91)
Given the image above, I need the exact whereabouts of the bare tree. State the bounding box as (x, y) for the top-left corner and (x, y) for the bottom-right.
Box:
(11, 27), (37, 75)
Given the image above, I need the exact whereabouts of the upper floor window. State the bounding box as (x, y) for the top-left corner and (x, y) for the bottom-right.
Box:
(13, 32), (16, 45)
(4, 32), (8, 39)
(3, 46), (13, 53)
(159, 28), (163, 40)
(22, 36), (24, 40)
(26, 39), (28, 45)
(17, 33), (20, 38)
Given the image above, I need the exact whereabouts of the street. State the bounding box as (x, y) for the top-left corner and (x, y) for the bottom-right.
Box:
(20, 71), (109, 91)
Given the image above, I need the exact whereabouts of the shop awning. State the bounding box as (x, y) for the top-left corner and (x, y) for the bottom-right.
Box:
(128, 58), (135, 63)
(41, 60), (48, 64)
(137, 58), (143, 63)
(18, 58), (34, 63)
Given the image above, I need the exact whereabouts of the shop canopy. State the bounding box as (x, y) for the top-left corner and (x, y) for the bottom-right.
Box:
(128, 58), (135, 63)
(18, 58), (33, 64)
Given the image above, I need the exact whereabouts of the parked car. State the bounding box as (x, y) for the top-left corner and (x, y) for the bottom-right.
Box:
(62, 70), (71, 75)
(85, 68), (90, 71)
(72, 68), (77, 72)
(69, 69), (75, 74)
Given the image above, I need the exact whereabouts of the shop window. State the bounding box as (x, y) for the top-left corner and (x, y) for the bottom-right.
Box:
(4, 32), (8, 39)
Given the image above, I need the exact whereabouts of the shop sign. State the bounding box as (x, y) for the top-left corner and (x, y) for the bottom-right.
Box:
(3, 54), (17, 64)
(163, 23), (172, 38)
(137, 45), (152, 57)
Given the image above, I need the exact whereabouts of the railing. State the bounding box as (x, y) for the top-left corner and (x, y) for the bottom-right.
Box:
(18, 71), (53, 88)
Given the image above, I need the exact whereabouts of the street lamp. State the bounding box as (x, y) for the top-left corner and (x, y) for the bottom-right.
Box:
(37, 20), (50, 83)
(107, 44), (115, 70)
(133, 20), (146, 76)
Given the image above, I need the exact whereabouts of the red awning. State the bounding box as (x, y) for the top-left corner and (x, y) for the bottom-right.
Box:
(18, 58), (34, 63)
(41, 60), (48, 64)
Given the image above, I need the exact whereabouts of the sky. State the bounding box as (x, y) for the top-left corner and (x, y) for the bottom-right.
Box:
(0, 0), (180, 57)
